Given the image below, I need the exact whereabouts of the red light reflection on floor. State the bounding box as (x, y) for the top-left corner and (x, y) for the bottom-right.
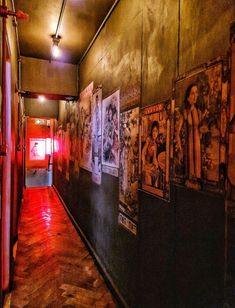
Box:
(11, 187), (116, 307)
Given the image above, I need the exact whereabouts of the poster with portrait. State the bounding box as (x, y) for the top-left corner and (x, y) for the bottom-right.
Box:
(173, 61), (226, 192)
(91, 88), (102, 185)
(141, 101), (171, 199)
(119, 107), (139, 223)
(102, 90), (120, 172)
(29, 138), (46, 160)
(79, 82), (93, 172)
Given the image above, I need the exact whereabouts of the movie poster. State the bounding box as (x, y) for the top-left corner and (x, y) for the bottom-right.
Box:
(141, 101), (171, 199)
(30, 138), (45, 160)
(91, 88), (102, 185)
(79, 82), (93, 172)
(119, 107), (139, 223)
(173, 61), (226, 192)
(102, 90), (120, 173)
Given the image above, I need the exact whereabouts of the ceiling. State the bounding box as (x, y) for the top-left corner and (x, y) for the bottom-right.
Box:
(14, 0), (117, 64)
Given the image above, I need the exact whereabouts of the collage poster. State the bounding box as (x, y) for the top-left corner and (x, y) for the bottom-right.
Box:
(119, 107), (139, 223)
(102, 90), (120, 172)
(173, 62), (226, 191)
(141, 102), (171, 199)
(91, 88), (102, 185)
(79, 82), (94, 172)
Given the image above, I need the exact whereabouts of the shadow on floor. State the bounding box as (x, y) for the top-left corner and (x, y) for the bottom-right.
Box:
(26, 168), (52, 187)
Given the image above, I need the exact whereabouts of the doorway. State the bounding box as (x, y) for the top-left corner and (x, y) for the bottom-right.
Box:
(25, 117), (53, 187)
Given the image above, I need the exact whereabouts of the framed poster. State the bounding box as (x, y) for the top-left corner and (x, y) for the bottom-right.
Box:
(91, 88), (102, 185)
(102, 90), (120, 172)
(173, 61), (226, 192)
(141, 101), (171, 199)
(29, 138), (45, 161)
(119, 107), (139, 223)
(79, 82), (93, 172)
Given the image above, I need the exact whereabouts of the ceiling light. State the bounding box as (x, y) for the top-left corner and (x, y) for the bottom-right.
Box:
(35, 119), (41, 124)
(38, 95), (45, 102)
(51, 34), (61, 59)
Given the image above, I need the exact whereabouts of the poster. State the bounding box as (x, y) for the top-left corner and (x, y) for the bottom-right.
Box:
(69, 101), (79, 161)
(79, 82), (93, 172)
(141, 101), (171, 199)
(118, 212), (137, 236)
(57, 126), (63, 172)
(69, 101), (80, 175)
(64, 123), (70, 181)
(102, 90), (120, 172)
(173, 61), (226, 192)
(91, 88), (102, 185)
(119, 107), (139, 223)
(29, 138), (45, 160)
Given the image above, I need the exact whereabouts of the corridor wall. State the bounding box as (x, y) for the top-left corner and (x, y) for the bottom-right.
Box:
(21, 57), (78, 96)
(53, 0), (235, 307)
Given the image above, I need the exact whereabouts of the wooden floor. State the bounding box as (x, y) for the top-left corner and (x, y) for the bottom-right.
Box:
(10, 187), (116, 307)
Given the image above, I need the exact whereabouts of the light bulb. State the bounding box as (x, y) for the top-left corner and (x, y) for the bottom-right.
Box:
(38, 95), (45, 102)
(52, 44), (60, 58)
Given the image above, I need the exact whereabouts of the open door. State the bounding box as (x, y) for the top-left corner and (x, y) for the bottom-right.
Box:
(25, 117), (53, 187)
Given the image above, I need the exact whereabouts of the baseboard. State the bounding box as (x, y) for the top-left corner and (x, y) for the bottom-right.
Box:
(52, 184), (129, 308)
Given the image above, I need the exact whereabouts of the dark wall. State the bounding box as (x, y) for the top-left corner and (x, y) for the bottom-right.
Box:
(53, 0), (235, 307)
(24, 98), (59, 118)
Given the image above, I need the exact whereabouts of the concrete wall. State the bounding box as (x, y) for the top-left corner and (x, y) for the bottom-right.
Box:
(53, 0), (235, 306)
(21, 56), (78, 96)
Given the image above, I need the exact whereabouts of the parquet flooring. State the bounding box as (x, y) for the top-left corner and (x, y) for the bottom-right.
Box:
(10, 187), (116, 308)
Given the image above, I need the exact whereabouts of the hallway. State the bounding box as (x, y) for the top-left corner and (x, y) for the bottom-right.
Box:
(10, 187), (116, 307)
